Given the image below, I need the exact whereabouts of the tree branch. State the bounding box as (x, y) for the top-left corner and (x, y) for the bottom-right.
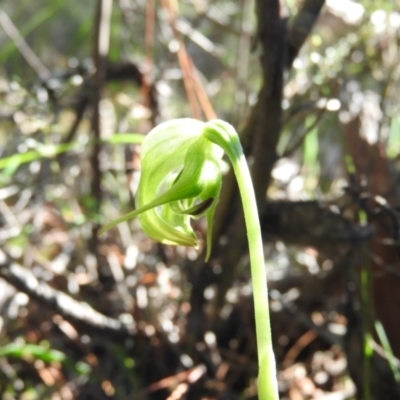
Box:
(89, 0), (113, 253)
(0, 6), (51, 81)
(286, 0), (326, 68)
(0, 251), (134, 339)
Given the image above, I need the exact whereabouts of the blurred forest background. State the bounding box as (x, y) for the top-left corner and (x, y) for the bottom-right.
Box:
(1, 0), (400, 399)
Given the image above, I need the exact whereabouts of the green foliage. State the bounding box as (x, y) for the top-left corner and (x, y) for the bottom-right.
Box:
(0, 340), (91, 375)
(387, 117), (400, 159)
(0, 1), (65, 65)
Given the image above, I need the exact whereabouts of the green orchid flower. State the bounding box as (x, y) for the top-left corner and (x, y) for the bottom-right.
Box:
(100, 118), (279, 400)
(99, 119), (223, 260)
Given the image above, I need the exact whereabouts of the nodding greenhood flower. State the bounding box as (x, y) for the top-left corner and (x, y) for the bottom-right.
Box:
(100, 118), (280, 400)
(100, 119), (225, 260)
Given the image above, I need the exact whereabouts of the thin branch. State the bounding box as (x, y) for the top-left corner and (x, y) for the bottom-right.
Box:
(89, 0), (113, 253)
(143, 0), (156, 124)
(0, 6), (51, 80)
(191, 60), (217, 120)
(282, 107), (326, 157)
(232, 0), (253, 126)
(286, 0), (325, 68)
(159, 0), (216, 120)
(0, 251), (134, 339)
(160, 0), (201, 119)
(60, 61), (158, 149)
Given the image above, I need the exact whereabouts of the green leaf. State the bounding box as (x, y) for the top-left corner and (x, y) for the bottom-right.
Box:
(0, 343), (66, 363)
(0, 142), (77, 171)
(106, 133), (145, 144)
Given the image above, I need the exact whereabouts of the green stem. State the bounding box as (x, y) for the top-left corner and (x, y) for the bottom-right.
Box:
(204, 121), (279, 400)
(232, 151), (279, 400)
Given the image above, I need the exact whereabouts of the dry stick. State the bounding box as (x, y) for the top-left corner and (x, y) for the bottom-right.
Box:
(233, 0), (253, 126)
(129, 365), (206, 399)
(0, 251), (134, 339)
(161, 0), (216, 120)
(160, 0), (202, 120)
(177, 46), (201, 119)
(62, 61), (157, 148)
(143, 0), (156, 120)
(0, 6), (51, 80)
(89, 0), (113, 253)
(191, 60), (217, 121)
(61, 97), (90, 147)
(282, 107), (326, 158)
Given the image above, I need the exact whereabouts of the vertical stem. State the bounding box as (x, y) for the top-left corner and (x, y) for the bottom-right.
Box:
(231, 152), (279, 400)
(204, 121), (279, 399)
(361, 246), (372, 400)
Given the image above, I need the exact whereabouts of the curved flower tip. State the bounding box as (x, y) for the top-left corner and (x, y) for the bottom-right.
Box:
(101, 118), (225, 260)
